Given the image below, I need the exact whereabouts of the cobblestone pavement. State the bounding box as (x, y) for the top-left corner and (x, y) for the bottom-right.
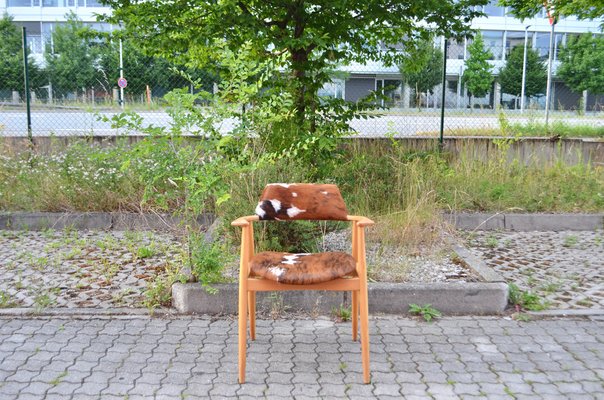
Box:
(467, 230), (604, 310)
(0, 315), (603, 399)
(0, 230), (182, 308)
(0, 229), (478, 310)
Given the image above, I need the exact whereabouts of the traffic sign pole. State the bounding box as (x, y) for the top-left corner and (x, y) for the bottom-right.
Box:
(544, 11), (555, 131)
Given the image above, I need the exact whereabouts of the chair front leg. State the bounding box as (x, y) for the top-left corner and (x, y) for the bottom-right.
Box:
(238, 277), (248, 383)
(357, 227), (371, 384)
(237, 224), (251, 384)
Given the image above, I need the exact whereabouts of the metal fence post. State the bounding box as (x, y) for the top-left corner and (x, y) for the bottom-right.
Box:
(439, 39), (448, 150)
(22, 27), (33, 144)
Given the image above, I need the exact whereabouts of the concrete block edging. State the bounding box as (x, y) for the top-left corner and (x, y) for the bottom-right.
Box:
(446, 212), (604, 231)
(0, 212), (214, 231)
(1, 211), (601, 232)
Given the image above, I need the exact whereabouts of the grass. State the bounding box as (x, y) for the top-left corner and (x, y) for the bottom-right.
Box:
(0, 290), (17, 308)
(508, 283), (549, 311)
(0, 135), (603, 293)
(445, 122), (604, 138)
(48, 371), (68, 386)
(332, 305), (352, 322)
(2, 137), (603, 217)
(408, 303), (442, 322)
(440, 110), (604, 138)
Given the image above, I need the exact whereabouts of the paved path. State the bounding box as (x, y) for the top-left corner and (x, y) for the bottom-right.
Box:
(3, 110), (604, 136)
(1, 315), (603, 399)
(467, 230), (604, 310)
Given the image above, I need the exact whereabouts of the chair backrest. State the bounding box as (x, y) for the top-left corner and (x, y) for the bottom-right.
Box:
(255, 183), (348, 221)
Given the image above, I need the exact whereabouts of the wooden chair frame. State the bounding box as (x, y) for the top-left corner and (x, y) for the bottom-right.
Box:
(231, 214), (374, 384)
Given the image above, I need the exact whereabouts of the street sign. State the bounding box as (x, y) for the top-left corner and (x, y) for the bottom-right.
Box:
(117, 77), (128, 88)
(544, 1), (557, 25)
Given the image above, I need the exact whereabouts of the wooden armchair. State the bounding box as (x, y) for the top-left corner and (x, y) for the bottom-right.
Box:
(231, 183), (374, 384)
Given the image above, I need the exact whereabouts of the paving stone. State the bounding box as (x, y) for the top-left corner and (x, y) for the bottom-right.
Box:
(468, 230), (604, 310)
(0, 314), (603, 399)
(19, 381), (52, 396)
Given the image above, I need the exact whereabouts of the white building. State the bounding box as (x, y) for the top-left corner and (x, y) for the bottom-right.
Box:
(340, 2), (603, 110)
(0, 0), (111, 58)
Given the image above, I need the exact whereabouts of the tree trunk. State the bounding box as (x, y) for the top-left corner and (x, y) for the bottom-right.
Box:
(291, 48), (309, 128)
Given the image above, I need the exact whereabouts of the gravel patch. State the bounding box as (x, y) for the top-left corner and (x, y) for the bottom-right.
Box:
(318, 230), (480, 283)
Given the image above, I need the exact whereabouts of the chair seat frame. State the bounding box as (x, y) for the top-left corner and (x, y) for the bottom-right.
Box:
(231, 214), (374, 384)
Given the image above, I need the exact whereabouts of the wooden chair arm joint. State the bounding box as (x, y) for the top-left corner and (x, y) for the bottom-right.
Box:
(231, 215), (260, 227)
(346, 215), (375, 228)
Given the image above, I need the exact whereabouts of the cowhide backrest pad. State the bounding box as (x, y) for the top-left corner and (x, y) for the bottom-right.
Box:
(255, 183), (348, 221)
(250, 251), (356, 285)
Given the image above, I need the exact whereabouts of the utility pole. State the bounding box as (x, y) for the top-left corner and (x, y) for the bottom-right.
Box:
(439, 38), (448, 150)
(22, 27), (32, 143)
(520, 25), (531, 113)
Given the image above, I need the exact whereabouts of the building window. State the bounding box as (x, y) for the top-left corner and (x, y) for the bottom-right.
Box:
(482, 30), (504, 60)
(505, 31), (528, 56)
(484, 0), (505, 17)
(553, 33), (564, 61)
(319, 80), (344, 100)
(86, 0), (105, 6)
(447, 39), (465, 60)
(7, 0), (34, 6)
(534, 32), (550, 59)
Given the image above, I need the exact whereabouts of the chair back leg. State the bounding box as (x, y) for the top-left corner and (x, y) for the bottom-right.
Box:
(352, 290), (359, 341)
(248, 291), (256, 340)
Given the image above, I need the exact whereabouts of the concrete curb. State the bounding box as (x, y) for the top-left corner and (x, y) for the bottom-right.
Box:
(172, 243), (509, 316)
(527, 309), (604, 318)
(171, 281), (509, 316)
(0, 212), (214, 231)
(0, 307), (173, 317)
(1, 211), (601, 231)
(445, 212), (604, 231)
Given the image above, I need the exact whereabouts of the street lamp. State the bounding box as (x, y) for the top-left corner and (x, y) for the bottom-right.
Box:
(520, 25), (531, 113)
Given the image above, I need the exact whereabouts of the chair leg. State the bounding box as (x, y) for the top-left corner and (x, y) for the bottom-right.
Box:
(238, 283), (248, 384)
(359, 288), (371, 384)
(352, 291), (358, 341)
(248, 291), (256, 341)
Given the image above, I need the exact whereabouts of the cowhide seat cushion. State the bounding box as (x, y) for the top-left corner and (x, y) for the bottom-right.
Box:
(250, 251), (357, 285)
(255, 183), (348, 221)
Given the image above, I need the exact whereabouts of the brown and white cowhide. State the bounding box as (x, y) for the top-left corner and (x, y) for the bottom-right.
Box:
(250, 251), (357, 285)
(255, 183), (348, 221)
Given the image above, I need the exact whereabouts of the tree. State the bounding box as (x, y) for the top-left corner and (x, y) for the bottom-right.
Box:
(399, 38), (444, 110)
(557, 34), (604, 95)
(462, 32), (494, 108)
(97, 39), (183, 97)
(103, 0), (486, 137)
(45, 13), (100, 99)
(0, 13), (44, 93)
(501, 0), (603, 26)
(499, 45), (547, 105)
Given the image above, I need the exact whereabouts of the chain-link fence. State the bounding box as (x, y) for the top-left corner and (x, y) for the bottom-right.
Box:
(1, 30), (603, 137)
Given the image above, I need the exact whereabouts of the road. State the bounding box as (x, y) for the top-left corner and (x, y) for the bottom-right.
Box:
(1, 110), (603, 137)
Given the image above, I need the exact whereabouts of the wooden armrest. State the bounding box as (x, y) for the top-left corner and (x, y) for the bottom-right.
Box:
(346, 215), (375, 227)
(231, 215), (260, 227)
